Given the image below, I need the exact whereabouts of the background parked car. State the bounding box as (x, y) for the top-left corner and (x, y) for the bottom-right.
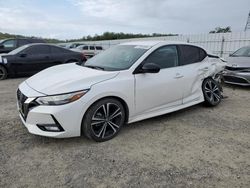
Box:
(0, 43), (86, 80)
(71, 45), (104, 58)
(223, 46), (250, 86)
(0, 38), (45, 54)
(64, 43), (84, 49)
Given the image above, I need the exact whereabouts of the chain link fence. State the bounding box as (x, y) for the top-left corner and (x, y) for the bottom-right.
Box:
(78, 31), (250, 58)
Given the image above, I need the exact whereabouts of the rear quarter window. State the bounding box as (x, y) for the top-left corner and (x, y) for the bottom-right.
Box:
(25, 45), (50, 54)
(83, 46), (88, 50)
(51, 46), (69, 53)
(179, 45), (207, 66)
(96, 46), (103, 50)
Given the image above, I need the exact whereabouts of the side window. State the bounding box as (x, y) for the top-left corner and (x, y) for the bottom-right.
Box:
(18, 39), (29, 46)
(83, 46), (88, 50)
(3, 39), (16, 48)
(51, 46), (64, 53)
(199, 48), (207, 61)
(179, 45), (206, 65)
(144, 45), (178, 69)
(90, 46), (95, 50)
(25, 45), (50, 55)
(96, 46), (103, 50)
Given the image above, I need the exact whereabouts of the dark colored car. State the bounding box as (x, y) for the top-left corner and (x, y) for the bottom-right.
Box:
(223, 46), (250, 86)
(0, 44), (86, 80)
(0, 38), (45, 54)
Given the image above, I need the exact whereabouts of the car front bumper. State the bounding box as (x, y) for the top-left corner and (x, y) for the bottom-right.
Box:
(17, 82), (88, 138)
(222, 70), (250, 86)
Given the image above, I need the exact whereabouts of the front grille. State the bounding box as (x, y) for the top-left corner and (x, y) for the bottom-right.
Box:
(223, 76), (249, 84)
(17, 89), (39, 121)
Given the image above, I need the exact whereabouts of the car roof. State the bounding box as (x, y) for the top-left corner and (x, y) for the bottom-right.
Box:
(24, 43), (61, 48)
(0, 38), (44, 41)
(120, 40), (198, 47)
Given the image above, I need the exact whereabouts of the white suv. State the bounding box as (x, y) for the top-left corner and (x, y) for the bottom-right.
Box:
(72, 45), (103, 58)
(17, 41), (225, 142)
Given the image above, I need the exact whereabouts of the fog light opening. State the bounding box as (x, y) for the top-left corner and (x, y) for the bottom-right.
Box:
(37, 124), (62, 132)
(45, 126), (60, 132)
(37, 115), (64, 132)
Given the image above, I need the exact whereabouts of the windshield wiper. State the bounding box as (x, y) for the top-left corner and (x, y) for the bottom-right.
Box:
(85, 65), (105, 70)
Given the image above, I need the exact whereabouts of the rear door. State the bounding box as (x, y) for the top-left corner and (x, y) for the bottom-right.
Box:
(14, 45), (52, 74)
(95, 46), (103, 55)
(176, 45), (209, 104)
(50, 46), (68, 65)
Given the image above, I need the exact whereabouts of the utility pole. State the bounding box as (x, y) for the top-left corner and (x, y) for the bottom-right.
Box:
(244, 11), (250, 31)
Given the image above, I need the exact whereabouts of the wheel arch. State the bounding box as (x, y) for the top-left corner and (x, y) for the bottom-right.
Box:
(0, 64), (9, 78)
(81, 95), (130, 131)
(0, 63), (8, 72)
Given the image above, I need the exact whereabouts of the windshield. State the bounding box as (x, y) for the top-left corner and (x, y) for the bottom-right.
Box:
(232, 46), (250, 57)
(84, 45), (148, 71)
(8, 45), (29, 55)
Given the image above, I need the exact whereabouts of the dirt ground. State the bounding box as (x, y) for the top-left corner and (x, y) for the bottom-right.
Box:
(0, 78), (249, 188)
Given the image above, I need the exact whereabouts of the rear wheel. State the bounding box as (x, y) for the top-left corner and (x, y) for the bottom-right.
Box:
(202, 78), (222, 106)
(0, 66), (7, 80)
(82, 98), (125, 142)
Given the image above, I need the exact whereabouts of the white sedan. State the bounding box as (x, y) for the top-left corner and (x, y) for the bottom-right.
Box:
(17, 41), (226, 142)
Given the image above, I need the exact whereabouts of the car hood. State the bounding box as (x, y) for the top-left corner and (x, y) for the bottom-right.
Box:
(226, 57), (250, 68)
(25, 63), (119, 95)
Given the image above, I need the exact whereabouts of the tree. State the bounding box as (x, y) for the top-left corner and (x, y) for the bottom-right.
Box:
(209, 26), (232, 33)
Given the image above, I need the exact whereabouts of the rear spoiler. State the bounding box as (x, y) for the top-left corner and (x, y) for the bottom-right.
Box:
(207, 54), (227, 62)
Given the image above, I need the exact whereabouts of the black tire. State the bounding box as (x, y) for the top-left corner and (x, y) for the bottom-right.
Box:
(82, 98), (125, 142)
(202, 78), (222, 106)
(0, 66), (7, 80)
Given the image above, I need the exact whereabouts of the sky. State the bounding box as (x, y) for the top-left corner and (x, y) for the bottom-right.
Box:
(0, 0), (249, 40)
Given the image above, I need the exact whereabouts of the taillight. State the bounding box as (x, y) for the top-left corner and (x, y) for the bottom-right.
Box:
(81, 53), (87, 61)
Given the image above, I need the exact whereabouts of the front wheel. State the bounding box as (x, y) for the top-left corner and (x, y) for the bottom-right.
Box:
(202, 78), (222, 106)
(0, 66), (7, 80)
(82, 98), (125, 142)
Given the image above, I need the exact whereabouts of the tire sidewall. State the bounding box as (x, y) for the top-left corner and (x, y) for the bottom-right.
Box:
(0, 65), (7, 80)
(202, 78), (221, 106)
(82, 98), (125, 142)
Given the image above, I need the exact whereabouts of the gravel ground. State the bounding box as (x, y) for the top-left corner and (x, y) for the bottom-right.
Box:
(0, 78), (249, 188)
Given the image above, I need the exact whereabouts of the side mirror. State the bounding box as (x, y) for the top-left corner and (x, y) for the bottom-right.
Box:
(141, 63), (160, 73)
(19, 53), (27, 58)
(0, 44), (4, 49)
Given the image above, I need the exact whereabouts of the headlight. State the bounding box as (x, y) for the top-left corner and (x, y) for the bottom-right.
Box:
(36, 90), (88, 105)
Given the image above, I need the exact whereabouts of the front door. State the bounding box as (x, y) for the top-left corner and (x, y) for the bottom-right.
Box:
(134, 45), (184, 116)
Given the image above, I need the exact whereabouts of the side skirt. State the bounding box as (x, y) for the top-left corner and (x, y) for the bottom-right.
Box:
(128, 98), (204, 124)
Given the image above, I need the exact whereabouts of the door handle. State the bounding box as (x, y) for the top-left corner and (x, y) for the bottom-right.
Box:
(174, 73), (184, 79)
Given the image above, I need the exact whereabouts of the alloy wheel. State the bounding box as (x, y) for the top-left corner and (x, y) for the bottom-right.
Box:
(91, 103), (123, 139)
(204, 79), (221, 103)
(0, 69), (4, 80)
